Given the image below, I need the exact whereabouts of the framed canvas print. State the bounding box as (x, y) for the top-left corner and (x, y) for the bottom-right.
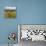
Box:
(18, 24), (46, 46)
(18, 24), (46, 41)
(4, 6), (16, 18)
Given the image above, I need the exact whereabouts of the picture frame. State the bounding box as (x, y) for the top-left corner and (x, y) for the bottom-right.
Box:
(4, 6), (16, 18)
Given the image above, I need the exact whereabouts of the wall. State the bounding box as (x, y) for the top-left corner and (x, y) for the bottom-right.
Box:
(0, 0), (46, 44)
(20, 0), (46, 24)
(0, 0), (19, 44)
